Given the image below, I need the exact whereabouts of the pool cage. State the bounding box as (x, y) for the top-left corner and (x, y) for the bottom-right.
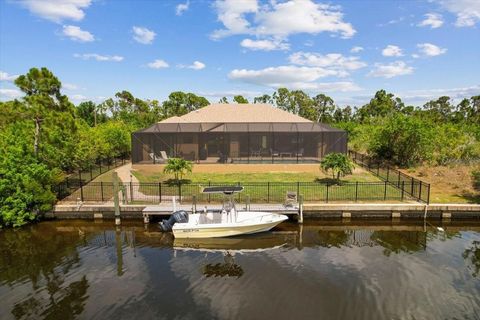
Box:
(131, 122), (347, 164)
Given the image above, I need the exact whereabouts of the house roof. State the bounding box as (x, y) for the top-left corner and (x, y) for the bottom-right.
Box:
(136, 103), (345, 133)
(159, 104), (311, 123)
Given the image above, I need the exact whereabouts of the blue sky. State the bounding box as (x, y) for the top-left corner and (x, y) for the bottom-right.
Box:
(0, 0), (479, 107)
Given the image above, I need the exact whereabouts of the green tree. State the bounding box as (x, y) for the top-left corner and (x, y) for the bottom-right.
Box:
(0, 122), (60, 227)
(76, 101), (108, 127)
(368, 114), (434, 166)
(423, 96), (454, 122)
(253, 94), (273, 104)
(163, 158), (193, 183)
(233, 95), (248, 104)
(357, 90), (402, 122)
(320, 153), (355, 180)
(218, 97), (229, 104)
(312, 93), (335, 123)
(162, 91), (209, 118)
(14, 67), (77, 161)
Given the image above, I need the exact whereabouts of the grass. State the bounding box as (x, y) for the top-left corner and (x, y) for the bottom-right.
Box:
(401, 163), (480, 204)
(131, 167), (381, 184)
(124, 165), (410, 204)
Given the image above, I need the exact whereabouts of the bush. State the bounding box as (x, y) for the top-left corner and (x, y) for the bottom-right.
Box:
(320, 153), (355, 180)
(368, 114), (434, 167)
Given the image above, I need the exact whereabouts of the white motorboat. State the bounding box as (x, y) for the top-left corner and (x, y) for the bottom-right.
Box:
(159, 186), (289, 239)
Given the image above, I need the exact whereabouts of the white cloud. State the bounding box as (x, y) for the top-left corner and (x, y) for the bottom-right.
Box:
(18, 0), (92, 23)
(179, 61), (206, 70)
(418, 13), (444, 28)
(0, 88), (22, 100)
(368, 61), (413, 78)
(288, 52), (367, 74)
(63, 83), (78, 90)
(147, 59), (169, 69)
(70, 94), (88, 102)
(350, 46), (363, 53)
(229, 66), (338, 86)
(0, 71), (19, 82)
(73, 53), (124, 62)
(62, 25), (94, 42)
(382, 45), (403, 57)
(211, 0), (355, 40)
(401, 85), (480, 104)
(132, 26), (156, 44)
(176, 1), (190, 15)
(189, 61), (205, 70)
(228, 65), (360, 92)
(433, 0), (480, 27)
(228, 66), (360, 92)
(211, 0), (258, 39)
(240, 38), (289, 51)
(417, 43), (447, 56)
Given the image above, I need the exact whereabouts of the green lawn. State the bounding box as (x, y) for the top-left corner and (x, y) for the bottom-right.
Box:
(132, 170), (381, 184)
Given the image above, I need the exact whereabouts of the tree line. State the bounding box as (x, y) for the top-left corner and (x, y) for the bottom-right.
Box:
(0, 67), (479, 227)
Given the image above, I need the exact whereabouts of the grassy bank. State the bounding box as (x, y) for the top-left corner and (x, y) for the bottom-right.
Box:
(402, 164), (480, 203)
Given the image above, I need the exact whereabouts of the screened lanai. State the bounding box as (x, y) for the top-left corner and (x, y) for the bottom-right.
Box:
(131, 104), (347, 164)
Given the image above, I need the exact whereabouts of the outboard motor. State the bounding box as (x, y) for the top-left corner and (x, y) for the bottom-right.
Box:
(159, 210), (189, 232)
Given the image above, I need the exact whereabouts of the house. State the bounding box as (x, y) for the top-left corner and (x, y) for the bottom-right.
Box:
(131, 103), (347, 164)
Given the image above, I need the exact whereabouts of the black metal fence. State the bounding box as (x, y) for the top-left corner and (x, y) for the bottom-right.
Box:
(56, 157), (127, 200)
(348, 150), (430, 203)
(58, 180), (418, 204)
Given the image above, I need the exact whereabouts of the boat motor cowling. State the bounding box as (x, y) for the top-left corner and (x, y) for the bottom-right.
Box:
(159, 210), (189, 232)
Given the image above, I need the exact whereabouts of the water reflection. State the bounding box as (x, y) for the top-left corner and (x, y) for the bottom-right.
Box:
(0, 220), (479, 319)
(464, 240), (480, 277)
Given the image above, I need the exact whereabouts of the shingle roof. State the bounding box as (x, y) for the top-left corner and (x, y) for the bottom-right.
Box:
(159, 103), (311, 123)
(136, 103), (345, 133)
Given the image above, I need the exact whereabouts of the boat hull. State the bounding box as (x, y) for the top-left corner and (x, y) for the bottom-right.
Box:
(172, 213), (288, 238)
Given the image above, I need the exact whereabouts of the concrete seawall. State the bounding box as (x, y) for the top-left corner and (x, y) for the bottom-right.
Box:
(49, 202), (480, 220)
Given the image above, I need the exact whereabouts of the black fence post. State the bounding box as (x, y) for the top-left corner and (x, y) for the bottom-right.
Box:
(426, 184), (430, 204)
(397, 171), (401, 186)
(90, 167), (93, 182)
(384, 181), (387, 200)
(101, 182), (104, 202)
(79, 171), (84, 202)
(401, 181), (405, 201)
(411, 177), (414, 195)
(158, 182), (162, 203)
(386, 167), (390, 182)
(267, 182), (270, 203)
(130, 182), (134, 203)
(208, 181), (211, 203)
(297, 182), (300, 197)
(355, 181), (358, 202)
(326, 184), (329, 203)
(179, 183), (182, 203)
(419, 182), (423, 202)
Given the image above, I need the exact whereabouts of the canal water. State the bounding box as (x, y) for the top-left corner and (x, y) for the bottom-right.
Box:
(1, 220), (479, 320)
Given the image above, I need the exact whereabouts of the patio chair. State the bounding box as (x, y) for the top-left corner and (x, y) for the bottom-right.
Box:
(296, 148), (304, 158)
(160, 151), (169, 161)
(284, 191), (298, 208)
(270, 148), (279, 157)
(149, 152), (165, 163)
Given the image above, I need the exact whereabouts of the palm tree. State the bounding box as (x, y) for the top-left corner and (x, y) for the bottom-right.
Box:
(320, 153), (355, 181)
(163, 158), (193, 184)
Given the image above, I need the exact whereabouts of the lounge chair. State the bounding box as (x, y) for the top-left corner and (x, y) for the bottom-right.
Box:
(160, 151), (169, 161)
(148, 152), (166, 163)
